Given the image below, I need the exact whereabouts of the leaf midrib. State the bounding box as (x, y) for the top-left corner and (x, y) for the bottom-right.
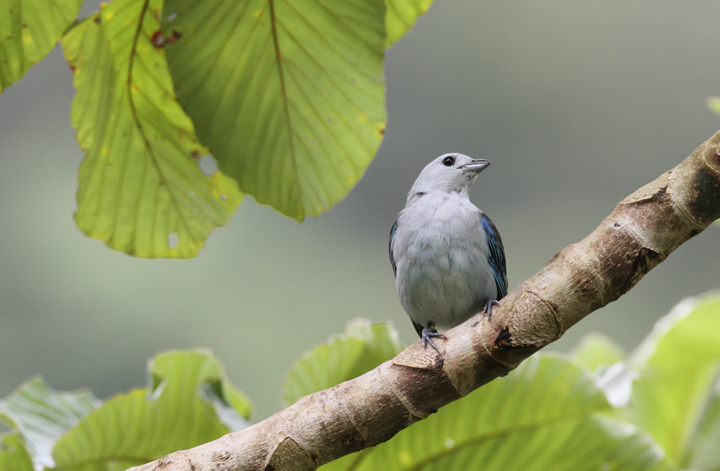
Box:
(124, 0), (195, 249)
(268, 0), (302, 215)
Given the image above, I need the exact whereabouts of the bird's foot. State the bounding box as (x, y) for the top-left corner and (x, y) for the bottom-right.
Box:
(483, 299), (501, 318)
(421, 323), (446, 351)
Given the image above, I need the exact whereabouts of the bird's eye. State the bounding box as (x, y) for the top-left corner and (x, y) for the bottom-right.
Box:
(442, 156), (455, 167)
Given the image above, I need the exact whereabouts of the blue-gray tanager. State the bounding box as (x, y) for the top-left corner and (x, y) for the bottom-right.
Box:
(389, 153), (508, 350)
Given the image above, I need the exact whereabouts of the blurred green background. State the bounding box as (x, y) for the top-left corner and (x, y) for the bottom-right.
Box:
(1, 0), (719, 421)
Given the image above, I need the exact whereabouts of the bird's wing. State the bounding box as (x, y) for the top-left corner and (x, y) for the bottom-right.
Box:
(481, 214), (508, 299)
(389, 219), (399, 278)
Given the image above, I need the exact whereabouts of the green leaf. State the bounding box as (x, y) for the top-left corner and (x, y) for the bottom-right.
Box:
(321, 354), (670, 471)
(162, 0), (387, 220)
(570, 332), (626, 372)
(627, 292), (720, 464)
(0, 434), (34, 471)
(0, 377), (99, 470)
(385, 0), (433, 47)
(571, 334), (634, 410)
(0, 0), (82, 91)
(61, 0), (242, 258)
(707, 96), (720, 116)
(53, 350), (252, 469)
(282, 319), (404, 407)
(685, 387), (720, 471)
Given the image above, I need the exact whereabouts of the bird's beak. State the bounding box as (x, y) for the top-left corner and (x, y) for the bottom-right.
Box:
(461, 159), (491, 173)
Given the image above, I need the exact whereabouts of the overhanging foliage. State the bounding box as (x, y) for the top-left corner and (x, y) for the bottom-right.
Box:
(0, 0), (432, 257)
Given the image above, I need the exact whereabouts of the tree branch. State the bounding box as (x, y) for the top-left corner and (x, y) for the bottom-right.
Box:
(129, 130), (720, 471)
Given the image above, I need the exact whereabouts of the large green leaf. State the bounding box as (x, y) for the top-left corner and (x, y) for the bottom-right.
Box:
(0, 434), (34, 471)
(685, 387), (720, 471)
(162, 0), (387, 220)
(0, 0), (82, 91)
(386, 0), (433, 47)
(570, 332), (626, 372)
(570, 333), (635, 410)
(282, 319), (404, 407)
(52, 350), (252, 469)
(0, 377), (98, 470)
(627, 292), (720, 465)
(321, 354), (670, 471)
(62, 0), (242, 258)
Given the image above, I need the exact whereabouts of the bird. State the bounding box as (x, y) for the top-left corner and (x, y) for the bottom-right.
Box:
(389, 153), (507, 350)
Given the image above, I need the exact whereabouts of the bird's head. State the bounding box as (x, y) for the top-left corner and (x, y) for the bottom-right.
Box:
(408, 153), (491, 201)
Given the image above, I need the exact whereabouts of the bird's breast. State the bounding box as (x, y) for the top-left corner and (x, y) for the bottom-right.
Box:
(393, 194), (497, 330)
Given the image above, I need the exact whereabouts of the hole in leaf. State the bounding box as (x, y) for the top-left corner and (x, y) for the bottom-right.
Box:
(167, 232), (179, 249)
(198, 155), (218, 176)
(167, 12), (177, 22)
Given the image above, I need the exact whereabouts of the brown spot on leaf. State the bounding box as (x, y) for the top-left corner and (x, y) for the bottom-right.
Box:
(152, 29), (182, 48)
(151, 30), (163, 47)
(166, 30), (182, 45)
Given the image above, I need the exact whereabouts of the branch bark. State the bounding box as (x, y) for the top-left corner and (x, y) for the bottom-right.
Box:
(130, 130), (720, 471)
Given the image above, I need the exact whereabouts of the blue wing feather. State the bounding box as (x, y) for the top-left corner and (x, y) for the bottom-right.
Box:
(481, 214), (507, 299)
(389, 219), (398, 278)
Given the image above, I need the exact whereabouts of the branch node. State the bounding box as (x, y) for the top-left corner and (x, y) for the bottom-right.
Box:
(493, 326), (511, 349)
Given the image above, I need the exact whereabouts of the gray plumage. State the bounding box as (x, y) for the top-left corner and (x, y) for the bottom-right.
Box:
(389, 153), (507, 348)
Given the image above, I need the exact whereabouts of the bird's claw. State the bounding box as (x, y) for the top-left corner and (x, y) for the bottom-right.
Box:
(421, 324), (445, 351)
(483, 299), (501, 318)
